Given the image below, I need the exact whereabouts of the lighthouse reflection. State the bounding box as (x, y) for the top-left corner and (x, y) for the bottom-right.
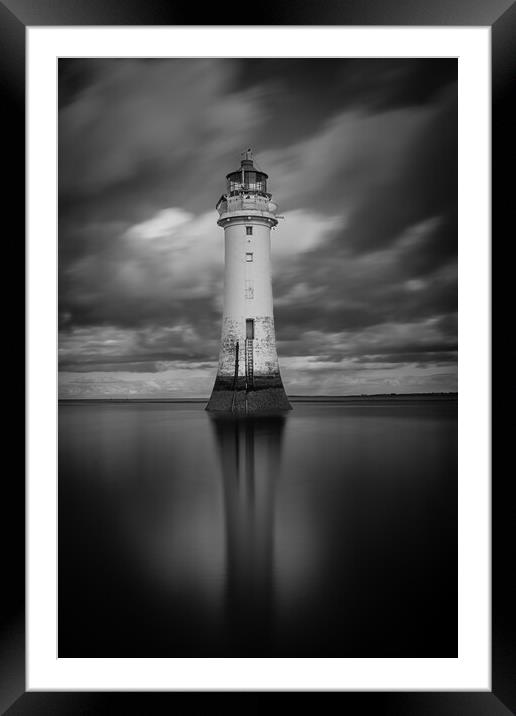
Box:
(59, 401), (458, 656)
(210, 413), (286, 654)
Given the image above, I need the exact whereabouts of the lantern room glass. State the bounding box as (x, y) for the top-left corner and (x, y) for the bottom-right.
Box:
(227, 171), (267, 194)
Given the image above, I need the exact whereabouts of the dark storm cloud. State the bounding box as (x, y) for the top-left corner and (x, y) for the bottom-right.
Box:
(58, 59), (262, 212)
(58, 59), (106, 109)
(231, 59), (457, 148)
(58, 58), (457, 395)
(342, 89), (457, 257)
(235, 59), (456, 110)
(260, 81), (457, 253)
(59, 358), (217, 373)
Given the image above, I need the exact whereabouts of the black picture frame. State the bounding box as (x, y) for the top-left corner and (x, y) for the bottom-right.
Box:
(5, 0), (510, 711)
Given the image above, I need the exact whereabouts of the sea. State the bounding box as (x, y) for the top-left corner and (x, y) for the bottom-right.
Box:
(58, 396), (457, 657)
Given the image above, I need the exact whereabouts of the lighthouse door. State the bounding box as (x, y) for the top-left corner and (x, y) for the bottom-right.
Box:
(246, 319), (254, 339)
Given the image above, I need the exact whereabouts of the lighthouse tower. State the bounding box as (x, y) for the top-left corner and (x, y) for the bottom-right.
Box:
(206, 149), (291, 414)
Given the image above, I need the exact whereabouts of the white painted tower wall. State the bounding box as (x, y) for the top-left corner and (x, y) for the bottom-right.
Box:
(219, 217), (278, 378)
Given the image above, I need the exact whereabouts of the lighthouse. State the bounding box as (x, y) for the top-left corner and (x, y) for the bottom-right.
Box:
(206, 149), (291, 414)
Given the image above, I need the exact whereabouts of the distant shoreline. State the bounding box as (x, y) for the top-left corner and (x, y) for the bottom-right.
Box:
(59, 392), (458, 404)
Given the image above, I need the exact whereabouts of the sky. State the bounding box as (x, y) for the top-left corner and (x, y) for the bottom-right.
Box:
(58, 58), (457, 398)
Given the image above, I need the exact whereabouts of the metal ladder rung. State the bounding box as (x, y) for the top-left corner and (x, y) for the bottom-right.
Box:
(245, 339), (254, 387)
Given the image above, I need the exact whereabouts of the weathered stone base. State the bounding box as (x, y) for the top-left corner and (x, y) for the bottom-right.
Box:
(206, 374), (292, 414)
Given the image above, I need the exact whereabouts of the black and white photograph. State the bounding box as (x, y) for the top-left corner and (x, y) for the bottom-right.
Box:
(0, 0), (510, 707)
(58, 57), (459, 658)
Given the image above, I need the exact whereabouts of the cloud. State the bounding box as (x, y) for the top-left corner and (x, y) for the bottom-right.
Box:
(59, 362), (217, 398)
(126, 208), (193, 241)
(230, 59), (457, 149)
(59, 207), (224, 330)
(59, 59), (265, 204)
(272, 210), (344, 259)
(59, 323), (220, 372)
(272, 215), (457, 338)
(279, 355), (457, 396)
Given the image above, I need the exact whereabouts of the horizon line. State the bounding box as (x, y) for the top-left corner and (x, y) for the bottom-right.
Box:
(58, 391), (458, 402)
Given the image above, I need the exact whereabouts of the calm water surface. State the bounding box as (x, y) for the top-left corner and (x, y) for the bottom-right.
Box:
(59, 399), (457, 656)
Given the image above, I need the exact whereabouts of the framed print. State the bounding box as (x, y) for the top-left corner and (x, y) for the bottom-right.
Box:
(3, 0), (512, 712)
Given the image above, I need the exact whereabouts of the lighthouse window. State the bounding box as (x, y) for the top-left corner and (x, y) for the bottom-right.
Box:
(245, 252), (253, 262)
(245, 281), (254, 299)
(246, 226), (253, 235)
